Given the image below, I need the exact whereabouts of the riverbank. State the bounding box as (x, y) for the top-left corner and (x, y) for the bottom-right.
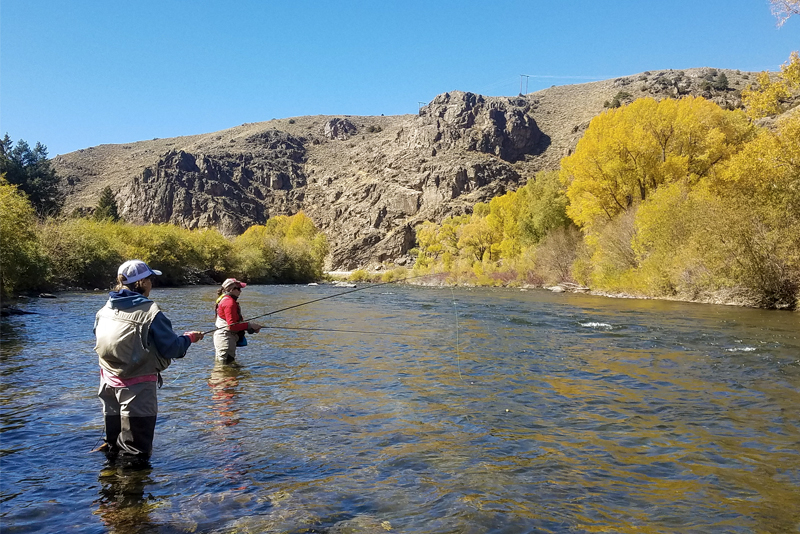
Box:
(2, 272), (795, 313)
(326, 269), (798, 311)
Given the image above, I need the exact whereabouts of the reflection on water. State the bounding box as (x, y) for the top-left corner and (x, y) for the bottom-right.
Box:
(94, 464), (158, 533)
(208, 362), (243, 428)
(0, 286), (798, 533)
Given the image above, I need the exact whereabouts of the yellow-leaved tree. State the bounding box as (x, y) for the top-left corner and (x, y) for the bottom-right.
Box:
(414, 215), (469, 270)
(560, 96), (754, 291)
(561, 96), (753, 234)
(742, 51), (800, 118)
(232, 212), (328, 283)
(457, 204), (500, 262)
(710, 111), (800, 307)
(0, 176), (47, 295)
(631, 110), (800, 307)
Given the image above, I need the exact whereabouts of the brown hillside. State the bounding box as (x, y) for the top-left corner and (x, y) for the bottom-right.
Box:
(53, 68), (758, 270)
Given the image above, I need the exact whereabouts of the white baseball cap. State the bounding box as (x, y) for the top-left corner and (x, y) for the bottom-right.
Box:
(118, 260), (162, 284)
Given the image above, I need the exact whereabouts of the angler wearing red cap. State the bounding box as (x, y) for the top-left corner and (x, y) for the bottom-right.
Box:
(214, 278), (262, 363)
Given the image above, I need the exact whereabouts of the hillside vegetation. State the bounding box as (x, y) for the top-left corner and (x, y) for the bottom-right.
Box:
(411, 53), (800, 309)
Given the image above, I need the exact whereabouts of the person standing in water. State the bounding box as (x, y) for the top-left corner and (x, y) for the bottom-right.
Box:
(93, 260), (204, 464)
(214, 278), (262, 363)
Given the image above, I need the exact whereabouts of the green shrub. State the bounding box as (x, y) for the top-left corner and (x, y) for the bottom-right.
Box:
(0, 177), (48, 295)
(38, 219), (123, 289)
(348, 269), (371, 282)
(231, 212), (328, 283)
(381, 267), (409, 282)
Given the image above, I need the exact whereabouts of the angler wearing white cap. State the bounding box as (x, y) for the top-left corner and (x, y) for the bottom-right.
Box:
(213, 278), (262, 363)
(93, 260), (205, 464)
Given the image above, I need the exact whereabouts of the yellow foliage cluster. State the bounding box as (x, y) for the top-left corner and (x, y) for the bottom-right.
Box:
(232, 213), (329, 283)
(413, 171), (574, 286)
(0, 176), (47, 295)
(582, 100), (800, 307)
(413, 82), (800, 307)
(742, 51), (800, 118)
(560, 96), (754, 233)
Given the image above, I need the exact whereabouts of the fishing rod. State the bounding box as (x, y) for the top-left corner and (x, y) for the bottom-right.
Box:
(201, 272), (442, 336)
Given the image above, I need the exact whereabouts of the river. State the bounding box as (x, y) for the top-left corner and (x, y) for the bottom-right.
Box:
(1, 284), (798, 533)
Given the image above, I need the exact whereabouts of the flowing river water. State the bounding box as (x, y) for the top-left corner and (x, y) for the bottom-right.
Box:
(1, 284), (799, 533)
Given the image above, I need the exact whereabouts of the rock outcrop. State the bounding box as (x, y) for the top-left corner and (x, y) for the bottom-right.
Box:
(323, 118), (357, 140)
(400, 91), (545, 162)
(119, 130), (307, 234)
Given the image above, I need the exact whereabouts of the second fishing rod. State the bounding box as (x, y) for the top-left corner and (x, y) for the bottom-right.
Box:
(201, 273), (440, 336)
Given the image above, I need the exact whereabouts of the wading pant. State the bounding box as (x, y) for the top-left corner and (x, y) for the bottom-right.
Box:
(98, 381), (158, 460)
(213, 328), (237, 362)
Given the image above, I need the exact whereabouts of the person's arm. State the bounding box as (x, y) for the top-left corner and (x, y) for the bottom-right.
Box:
(149, 312), (195, 359)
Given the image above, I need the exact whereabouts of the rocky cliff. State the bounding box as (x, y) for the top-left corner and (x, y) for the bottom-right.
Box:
(53, 68), (757, 269)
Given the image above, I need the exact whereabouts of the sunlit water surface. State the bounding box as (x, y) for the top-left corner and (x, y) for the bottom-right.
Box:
(1, 285), (799, 533)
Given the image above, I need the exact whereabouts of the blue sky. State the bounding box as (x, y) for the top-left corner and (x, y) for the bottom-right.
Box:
(1, 1), (798, 157)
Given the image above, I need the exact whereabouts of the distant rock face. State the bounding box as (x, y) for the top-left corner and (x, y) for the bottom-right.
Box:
(401, 91), (544, 162)
(323, 118), (357, 140)
(303, 157), (523, 269)
(119, 130), (307, 235)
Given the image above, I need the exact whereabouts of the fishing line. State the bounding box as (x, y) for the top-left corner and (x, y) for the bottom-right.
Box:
(255, 325), (415, 336)
(452, 287), (465, 383)
(164, 369), (183, 386)
(200, 273), (440, 336)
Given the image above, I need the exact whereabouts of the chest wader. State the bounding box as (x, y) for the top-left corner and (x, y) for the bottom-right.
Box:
(98, 381), (158, 464)
(95, 302), (168, 464)
(214, 294), (244, 363)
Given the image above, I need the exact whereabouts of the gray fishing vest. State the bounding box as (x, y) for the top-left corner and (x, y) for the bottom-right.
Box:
(94, 300), (171, 378)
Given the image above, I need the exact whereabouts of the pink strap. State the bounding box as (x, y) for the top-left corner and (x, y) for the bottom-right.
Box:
(101, 368), (157, 387)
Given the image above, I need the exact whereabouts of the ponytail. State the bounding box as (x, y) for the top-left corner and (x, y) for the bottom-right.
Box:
(114, 274), (151, 294)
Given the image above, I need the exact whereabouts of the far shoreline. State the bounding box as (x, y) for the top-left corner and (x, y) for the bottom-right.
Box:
(2, 275), (796, 313)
